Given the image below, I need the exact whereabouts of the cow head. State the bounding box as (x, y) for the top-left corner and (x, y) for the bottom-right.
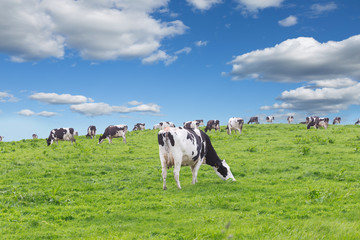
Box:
(98, 135), (106, 144)
(212, 160), (236, 181)
(46, 138), (52, 146)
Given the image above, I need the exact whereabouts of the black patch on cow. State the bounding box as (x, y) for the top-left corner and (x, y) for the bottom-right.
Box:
(158, 133), (165, 146)
(54, 128), (67, 139)
(185, 128), (202, 161)
(199, 130), (224, 170)
(69, 128), (74, 135)
(168, 133), (175, 146)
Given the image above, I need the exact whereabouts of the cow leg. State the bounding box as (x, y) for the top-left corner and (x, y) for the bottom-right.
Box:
(108, 137), (112, 144)
(173, 162), (182, 189)
(159, 154), (168, 190)
(122, 134), (126, 143)
(191, 159), (203, 184)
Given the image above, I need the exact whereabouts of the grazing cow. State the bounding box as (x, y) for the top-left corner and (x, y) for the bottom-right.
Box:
(46, 128), (76, 146)
(287, 116), (294, 124)
(183, 120), (203, 129)
(158, 127), (235, 190)
(98, 125), (128, 144)
(74, 131), (79, 136)
(266, 116), (275, 123)
(0, 136), (3, 142)
(86, 125), (97, 139)
(355, 119), (360, 125)
(133, 123), (145, 131)
(333, 117), (341, 125)
(226, 117), (244, 135)
(153, 121), (175, 130)
(32, 134), (38, 139)
(307, 117), (329, 129)
(248, 116), (259, 124)
(204, 120), (220, 132)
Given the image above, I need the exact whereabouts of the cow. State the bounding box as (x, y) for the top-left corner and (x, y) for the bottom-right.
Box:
(355, 119), (360, 125)
(74, 131), (79, 136)
(98, 125), (128, 144)
(46, 128), (76, 146)
(158, 127), (235, 190)
(86, 125), (97, 139)
(226, 117), (244, 135)
(32, 134), (38, 139)
(153, 121), (175, 130)
(333, 117), (341, 125)
(248, 116), (259, 124)
(183, 120), (203, 129)
(0, 136), (3, 142)
(306, 116), (318, 124)
(266, 116), (275, 123)
(287, 116), (294, 124)
(204, 120), (220, 132)
(133, 123), (145, 131)
(307, 117), (329, 129)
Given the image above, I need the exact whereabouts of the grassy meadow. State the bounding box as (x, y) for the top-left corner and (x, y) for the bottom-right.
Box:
(1, 124), (360, 239)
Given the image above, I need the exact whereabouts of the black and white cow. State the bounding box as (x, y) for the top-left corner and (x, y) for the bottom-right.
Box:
(46, 128), (76, 146)
(32, 134), (38, 139)
(333, 117), (341, 125)
(133, 123), (145, 131)
(248, 116), (259, 124)
(306, 116), (318, 124)
(227, 117), (244, 135)
(287, 116), (294, 124)
(183, 120), (203, 129)
(0, 136), (3, 142)
(204, 120), (220, 132)
(86, 125), (97, 139)
(266, 116), (275, 123)
(98, 125), (128, 144)
(307, 117), (329, 129)
(355, 119), (360, 125)
(158, 127), (235, 190)
(153, 121), (176, 130)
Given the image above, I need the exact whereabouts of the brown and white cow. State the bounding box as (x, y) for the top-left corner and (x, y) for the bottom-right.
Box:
(133, 123), (145, 131)
(333, 117), (341, 125)
(158, 127), (235, 190)
(86, 125), (97, 139)
(247, 116), (259, 124)
(204, 120), (220, 132)
(47, 128), (76, 146)
(98, 125), (128, 144)
(32, 134), (38, 139)
(227, 117), (244, 135)
(287, 116), (294, 124)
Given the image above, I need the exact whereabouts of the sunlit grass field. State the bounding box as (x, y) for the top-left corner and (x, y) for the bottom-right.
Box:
(1, 124), (360, 239)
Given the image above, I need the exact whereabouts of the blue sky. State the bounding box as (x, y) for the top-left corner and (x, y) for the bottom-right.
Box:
(1, 0), (360, 141)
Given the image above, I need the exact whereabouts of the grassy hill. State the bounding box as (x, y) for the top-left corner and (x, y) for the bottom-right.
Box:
(1, 124), (360, 239)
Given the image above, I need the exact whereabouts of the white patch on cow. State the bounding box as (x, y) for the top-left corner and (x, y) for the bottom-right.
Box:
(227, 117), (244, 135)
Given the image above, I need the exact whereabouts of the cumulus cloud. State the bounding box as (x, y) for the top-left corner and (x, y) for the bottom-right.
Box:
(187, 0), (222, 11)
(141, 50), (178, 65)
(235, 0), (284, 16)
(229, 34), (360, 82)
(18, 109), (35, 116)
(0, 0), (187, 62)
(278, 15), (297, 27)
(0, 92), (18, 102)
(70, 102), (161, 117)
(18, 109), (57, 117)
(30, 92), (94, 104)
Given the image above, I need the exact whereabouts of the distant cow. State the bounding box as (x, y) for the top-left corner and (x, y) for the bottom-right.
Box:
(306, 116), (319, 124)
(99, 125), (128, 144)
(47, 128), (76, 146)
(153, 121), (175, 130)
(183, 120), (203, 129)
(248, 116), (259, 124)
(133, 123), (145, 131)
(74, 131), (79, 136)
(86, 125), (97, 139)
(355, 119), (360, 125)
(307, 117), (329, 129)
(32, 134), (38, 139)
(287, 116), (294, 124)
(204, 120), (220, 132)
(158, 127), (235, 190)
(266, 116), (275, 123)
(227, 117), (244, 135)
(333, 117), (341, 125)
(0, 136), (3, 142)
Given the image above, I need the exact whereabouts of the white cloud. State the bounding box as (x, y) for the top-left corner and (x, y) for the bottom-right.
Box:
(128, 100), (143, 106)
(195, 40), (208, 47)
(187, 0), (222, 11)
(0, 0), (187, 62)
(235, 0), (284, 16)
(29, 92), (94, 104)
(70, 102), (161, 117)
(141, 50), (178, 65)
(278, 15), (297, 27)
(308, 78), (358, 89)
(311, 2), (337, 15)
(18, 109), (36, 116)
(175, 47), (192, 55)
(37, 111), (57, 117)
(229, 34), (360, 82)
(0, 92), (18, 102)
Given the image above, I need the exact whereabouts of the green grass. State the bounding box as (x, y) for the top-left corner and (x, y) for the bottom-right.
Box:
(1, 124), (360, 239)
